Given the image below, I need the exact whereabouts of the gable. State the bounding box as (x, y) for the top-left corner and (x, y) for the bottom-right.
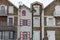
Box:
(0, 0), (18, 9)
(0, 0), (18, 15)
(44, 0), (60, 16)
(21, 5), (31, 13)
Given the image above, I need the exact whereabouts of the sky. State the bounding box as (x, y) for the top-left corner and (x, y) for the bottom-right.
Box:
(9, 0), (54, 8)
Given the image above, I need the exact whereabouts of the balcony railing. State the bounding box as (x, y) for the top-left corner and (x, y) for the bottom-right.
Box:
(0, 22), (14, 27)
(54, 11), (60, 17)
(0, 10), (7, 16)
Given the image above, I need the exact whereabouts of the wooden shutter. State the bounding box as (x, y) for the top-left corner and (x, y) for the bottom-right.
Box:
(20, 32), (23, 40)
(9, 6), (14, 13)
(27, 32), (30, 40)
(20, 19), (23, 26)
(27, 19), (30, 26)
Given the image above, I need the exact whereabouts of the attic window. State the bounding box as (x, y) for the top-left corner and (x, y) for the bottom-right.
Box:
(22, 10), (26, 16)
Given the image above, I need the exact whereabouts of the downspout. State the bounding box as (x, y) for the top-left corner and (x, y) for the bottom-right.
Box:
(42, 9), (44, 40)
(32, 9), (33, 40)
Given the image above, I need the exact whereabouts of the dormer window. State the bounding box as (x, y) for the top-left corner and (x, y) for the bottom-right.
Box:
(22, 10), (26, 16)
(1, 6), (5, 14)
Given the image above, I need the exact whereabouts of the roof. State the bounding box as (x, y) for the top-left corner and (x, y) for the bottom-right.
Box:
(20, 4), (31, 11)
(44, 0), (55, 9)
(8, 0), (18, 9)
(31, 1), (43, 6)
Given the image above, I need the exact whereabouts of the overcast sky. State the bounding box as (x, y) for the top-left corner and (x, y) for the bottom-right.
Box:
(9, 0), (54, 8)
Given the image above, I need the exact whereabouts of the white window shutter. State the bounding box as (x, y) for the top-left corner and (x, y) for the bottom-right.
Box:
(5, 6), (7, 14)
(9, 6), (14, 13)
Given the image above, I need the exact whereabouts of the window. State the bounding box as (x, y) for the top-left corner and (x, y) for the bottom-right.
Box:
(9, 32), (14, 39)
(20, 19), (30, 26)
(54, 5), (60, 16)
(9, 18), (13, 26)
(8, 16), (14, 26)
(0, 32), (1, 39)
(23, 32), (27, 40)
(33, 31), (40, 40)
(4, 31), (9, 40)
(23, 20), (27, 26)
(0, 31), (14, 40)
(34, 18), (40, 27)
(20, 32), (30, 40)
(22, 10), (26, 16)
(9, 6), (14, 13)
(1, 6), (5, 14)
(33, 5), (40, 15)
(47, 16), (55, 26)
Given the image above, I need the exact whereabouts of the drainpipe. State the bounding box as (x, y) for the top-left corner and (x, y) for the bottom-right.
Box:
(42, 9), (44, 40)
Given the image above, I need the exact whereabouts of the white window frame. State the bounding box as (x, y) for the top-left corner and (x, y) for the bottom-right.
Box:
(7, 16), (14, 26)
(46, 16), (55, 26)
(33, 31), (40, 40)
(54, 5), (60, 16)
(0, 5), (7, 15)
(33, 17), (40, 27)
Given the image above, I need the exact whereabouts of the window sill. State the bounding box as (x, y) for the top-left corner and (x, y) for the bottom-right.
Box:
(45, 26), (60, 27)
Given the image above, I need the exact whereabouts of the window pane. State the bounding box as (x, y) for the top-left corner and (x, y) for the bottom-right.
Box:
(22, 10), (26, 16)
(5, 31), (9, 40)
(47, 17), (55, 26)
(10, 32), (13, 39)
(9, 18), (13, 26)
(0, 32), (1, 39)
(23, 20), (27, 26)
(34, 18), (40, 27)
(23, 32), (27, 40)
(1, 6), (5, 14)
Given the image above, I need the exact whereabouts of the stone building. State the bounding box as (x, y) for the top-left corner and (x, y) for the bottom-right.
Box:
(0, 0), (18, 40)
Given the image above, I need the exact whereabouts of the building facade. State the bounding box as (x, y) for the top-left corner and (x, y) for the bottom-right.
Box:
(0, 0), (18, 40)
(44, 0), (60, 40)
(31, 1), (43, 40)
(18, 4), (32, 40)
(0, 0), (60, 40)
(18, 0), (60, 40)
(17, 1), (43, 40)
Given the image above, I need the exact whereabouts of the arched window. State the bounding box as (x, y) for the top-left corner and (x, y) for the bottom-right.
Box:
(1, 6), (5, 14)
(54, 5), (60, 16)
(22, 10), (26, 16)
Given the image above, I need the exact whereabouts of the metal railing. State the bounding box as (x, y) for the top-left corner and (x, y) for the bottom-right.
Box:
(54, 12), (60, 16)
(0, 10), (7, 16)
(0, 22), (14, 27)
(0, 22), (7, 27)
